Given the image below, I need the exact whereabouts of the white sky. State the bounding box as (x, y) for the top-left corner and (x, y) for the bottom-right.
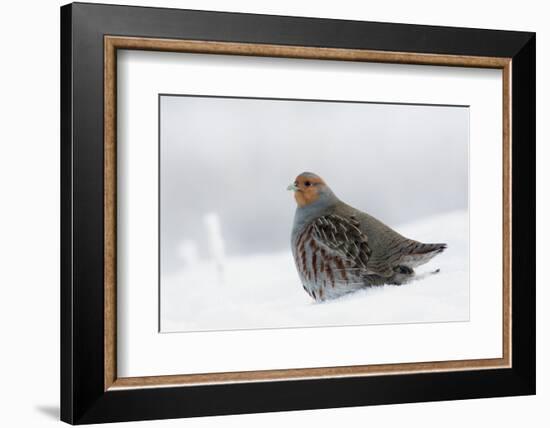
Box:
(160, 95), (468, 272)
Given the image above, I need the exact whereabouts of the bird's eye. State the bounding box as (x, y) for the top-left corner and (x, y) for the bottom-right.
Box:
(304, 181), (311, 187)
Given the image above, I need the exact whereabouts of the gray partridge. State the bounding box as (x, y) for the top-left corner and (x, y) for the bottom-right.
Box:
(288, 172), (446, 301)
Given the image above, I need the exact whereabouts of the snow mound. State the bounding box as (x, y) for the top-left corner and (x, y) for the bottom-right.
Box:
(161, 210), (469, 332)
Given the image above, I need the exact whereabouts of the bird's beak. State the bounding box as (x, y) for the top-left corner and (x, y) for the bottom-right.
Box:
(287, 183), (299, 192)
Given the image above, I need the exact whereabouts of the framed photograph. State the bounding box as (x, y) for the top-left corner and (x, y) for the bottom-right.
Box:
(60, 2), (535, 424)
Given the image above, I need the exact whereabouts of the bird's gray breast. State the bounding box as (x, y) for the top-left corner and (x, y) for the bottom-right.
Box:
(291, 199), (335, 244)
(292, 220), (366, 301)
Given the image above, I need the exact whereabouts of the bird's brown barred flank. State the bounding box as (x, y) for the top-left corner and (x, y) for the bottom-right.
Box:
(288, 172), (446, 302)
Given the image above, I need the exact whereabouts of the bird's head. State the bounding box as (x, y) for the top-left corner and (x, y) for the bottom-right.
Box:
(287, 172), (335, 208)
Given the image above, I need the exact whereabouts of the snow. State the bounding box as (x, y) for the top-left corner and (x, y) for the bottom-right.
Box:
(160, 210), (469, 332)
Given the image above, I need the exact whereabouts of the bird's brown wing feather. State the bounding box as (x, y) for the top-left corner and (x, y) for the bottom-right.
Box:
(310, 214), (393, 277)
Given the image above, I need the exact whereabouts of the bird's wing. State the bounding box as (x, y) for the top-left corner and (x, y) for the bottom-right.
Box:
(309, 214), (392, 277)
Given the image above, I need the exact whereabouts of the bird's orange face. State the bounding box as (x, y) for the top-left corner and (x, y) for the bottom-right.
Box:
(287, 173), (326, 208)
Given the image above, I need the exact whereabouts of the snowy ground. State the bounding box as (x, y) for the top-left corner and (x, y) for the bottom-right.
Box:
(160, 210), (469, 332)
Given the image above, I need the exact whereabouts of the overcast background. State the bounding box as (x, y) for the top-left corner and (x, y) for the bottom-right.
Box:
(160, 95), (468, 275)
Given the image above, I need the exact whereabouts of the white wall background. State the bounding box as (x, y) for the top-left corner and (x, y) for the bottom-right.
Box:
(0, 0), (545, 427)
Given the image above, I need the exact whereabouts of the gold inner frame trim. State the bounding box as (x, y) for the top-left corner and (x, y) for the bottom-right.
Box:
(104, 35), (512, 391)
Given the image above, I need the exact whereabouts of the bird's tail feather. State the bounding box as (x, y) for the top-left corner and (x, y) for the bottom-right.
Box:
(415, 242), (447, 255)
(400, 242), (447, 268)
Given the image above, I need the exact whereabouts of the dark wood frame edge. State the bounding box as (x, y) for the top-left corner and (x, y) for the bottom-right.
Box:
(61, 3), (535, 424)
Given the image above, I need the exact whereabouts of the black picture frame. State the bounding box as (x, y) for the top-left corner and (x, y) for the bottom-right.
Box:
(61, 2), (535, 424)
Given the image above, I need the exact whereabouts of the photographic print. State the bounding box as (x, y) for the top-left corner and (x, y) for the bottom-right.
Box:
(159, 94), (469, 333)
(62, 6), (535, 422)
